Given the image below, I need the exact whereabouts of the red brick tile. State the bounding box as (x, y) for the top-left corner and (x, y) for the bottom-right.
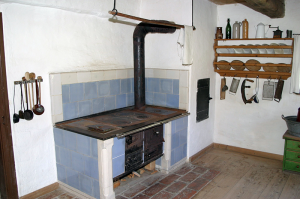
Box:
(151, 191), (174, 199)
(172, 188), (197, 199)
(179, 172), (200, 183)
(165, 181), (186, 193)
(116, 196), (128, 199)
(159, 174), (181, 185)
(38, 189), (65, 199)
(122, 184), (147, 198)
(132, 194), (150, 199)
(141, 175), (164, 186)
(174, 165), (194, 176)
(202, 169), (220, 180)
(187, 177), (209, 191)
(192, 166), (208, 174)
(56, 193), (74, 199)
(143, 183), (167, 197)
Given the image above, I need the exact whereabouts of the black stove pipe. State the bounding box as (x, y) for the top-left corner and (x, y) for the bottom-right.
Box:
(133, 22), (176, 110)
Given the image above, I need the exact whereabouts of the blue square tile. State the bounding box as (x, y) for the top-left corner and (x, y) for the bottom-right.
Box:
(66, 168), (80, 190)
(104, 96), (115, 111)
(98, 81), (110, 97)
(70, 83), (84, 103)
(110, 79), (120, 95)
(79, 100), (92, 117)
(53, 128), (64, 147)
(62, 85), (70, 103)
(148, 78), (160, 92)
(79, 173), (93, 196)
(116, 94), (127, 109)
(93, 180), (100, 199)
(173, 79), (179, 95)
(145, 78), (148, 92)
(60, 148), (72, 168)
(156, 157), (161, 166)
(171, 132), (180, 150)
(131, 78), (134, 93)
(176, 117), (187, 132)
(127, 78), (132, 93)
(84, 82), (97, 100)
(121, 79), (128, 94)
(92, 98), (104, 114)
(146, 92), (154, 105)
(153, 93), (166, 107)
(84, 157), (99, 180)
(171, 121), (176, 133)
(182, 143), (187, 159)
(55, 146), (60, 163)
(127, 93), (134, 106)
(166, 94), (179, 108)
(178, 128), (187, 146)
(77, 134), (91, 156)
(91, 138), (98, 159)
(63, 102), (78, 121)
(112, 155), (125, 178)
(175, 145), (184, 163)
(112, 137), (125, 158)
(171, 149), (176, 166)
(71, 151), (85, 173)
(57, 163), (67, 183)
(63, 130), (76, 151)
(161, 79), (173, 94)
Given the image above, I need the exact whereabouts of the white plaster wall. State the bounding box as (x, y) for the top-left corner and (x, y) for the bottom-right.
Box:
(1, 0), (141, 196)
(140, 0), (192, 70)
(214, 1), (300, 155)
(188, 0), (217, 157)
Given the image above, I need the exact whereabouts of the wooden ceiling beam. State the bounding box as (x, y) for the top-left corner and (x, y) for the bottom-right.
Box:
(209, 0), (285, 18)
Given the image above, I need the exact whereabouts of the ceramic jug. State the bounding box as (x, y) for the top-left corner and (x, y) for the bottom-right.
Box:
(232, 21), (242, 39)
(255, 23), (268, 38)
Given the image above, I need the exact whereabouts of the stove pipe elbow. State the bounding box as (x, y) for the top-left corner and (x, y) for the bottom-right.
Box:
(133, 22), (176, 110)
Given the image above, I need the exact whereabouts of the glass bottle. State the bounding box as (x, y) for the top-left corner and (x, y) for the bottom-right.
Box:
(226, 18), (231, 39)
(297, 107), (300, 122)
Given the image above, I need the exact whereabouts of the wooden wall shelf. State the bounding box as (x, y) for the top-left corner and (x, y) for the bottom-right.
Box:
(213, 38), (294, 80)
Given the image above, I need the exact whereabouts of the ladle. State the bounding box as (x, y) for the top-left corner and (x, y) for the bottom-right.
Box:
(37, 76), (42, 105)
(13, 84), (19, 123)
(19, 78), (25, 119)
(24, 81), (34, 121)
(33, 79), (44, 115)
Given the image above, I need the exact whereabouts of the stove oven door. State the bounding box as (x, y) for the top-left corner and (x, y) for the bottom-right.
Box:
(125, 131), (143, 172)
(144, 125), (164, 162)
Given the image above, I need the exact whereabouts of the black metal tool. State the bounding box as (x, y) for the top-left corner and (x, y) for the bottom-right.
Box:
(241, 79), (255, 104)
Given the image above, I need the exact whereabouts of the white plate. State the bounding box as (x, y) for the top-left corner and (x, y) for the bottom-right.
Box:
(234, 48), (243, 54)
(279, 43), (292, 54)
(228, 48), (235, 53)
(216, 48), (229, 54)
(243, 48), (252, 54)
(266, 48), (275, 54)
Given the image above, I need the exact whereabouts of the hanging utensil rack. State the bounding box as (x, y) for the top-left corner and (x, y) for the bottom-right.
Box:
(14, 78), (43, 85)
(108, 11), (196, 30)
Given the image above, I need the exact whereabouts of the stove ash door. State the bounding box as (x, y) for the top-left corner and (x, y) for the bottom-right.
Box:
(125, 132), (143, 172)
(144, 125), (164, 162)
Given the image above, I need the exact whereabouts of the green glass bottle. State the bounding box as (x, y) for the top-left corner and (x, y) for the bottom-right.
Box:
(226, 18), (231, 39)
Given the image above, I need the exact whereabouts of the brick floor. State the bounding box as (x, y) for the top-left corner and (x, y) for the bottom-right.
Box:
(132, 194), (150, 199)
(122, 184), (147, 198)
(165, 181), (186, 193)
(174, 165), (195, 176)
(159, 174), (181, 185)
(202, 169), (220, 180)
(179, 172), (201, 183)
(187, 177), (209, 191)
(116, 196), (128, 199)
(192, 166), (208, 174)
(151, 191), (174, 199)
(172, 188), (197, 199)
(143, 183), (167, 197)
(140, 175), (163, 186)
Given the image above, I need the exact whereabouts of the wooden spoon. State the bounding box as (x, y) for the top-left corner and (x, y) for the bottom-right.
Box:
(25, 72), (32, 110)
(29, 72), (35, 108)
(37, 76), (42, 104)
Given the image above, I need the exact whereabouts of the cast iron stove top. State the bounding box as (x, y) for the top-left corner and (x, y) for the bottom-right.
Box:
(55, 105), (188, 140)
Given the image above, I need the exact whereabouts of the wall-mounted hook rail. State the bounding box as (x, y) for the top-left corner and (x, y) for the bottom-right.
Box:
(14, 79), (43, 85)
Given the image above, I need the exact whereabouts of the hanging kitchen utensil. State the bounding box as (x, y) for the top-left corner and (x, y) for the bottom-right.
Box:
(229, 77), (240, 95)
(37, 76), (42, 105)
(13, 84), (19, 123)
(253, 76), (259, 103)
(25, 72), (33, 111)
(220, 76), (227, 100)
(33, 79), (44, 115)
(29, 72), (35, 109)
(274, 78), (284, 102)
(241, 78), (255, 104)
(24, 81), (34, 120)
(19, 81), (24, 119)
(262, 79), (274, 101)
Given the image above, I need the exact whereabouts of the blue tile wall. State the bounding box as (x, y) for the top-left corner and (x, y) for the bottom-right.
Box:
(62, 78), (134, 121)
(112, 137), (125, 178)
(170, 116), (188, 166)
(54, 128), (100, 198)
(145, 78), (180, 109)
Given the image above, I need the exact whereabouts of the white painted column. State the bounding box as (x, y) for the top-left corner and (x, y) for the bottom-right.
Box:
(161, 122), (172, 174)
(97, 139), (115, 199)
